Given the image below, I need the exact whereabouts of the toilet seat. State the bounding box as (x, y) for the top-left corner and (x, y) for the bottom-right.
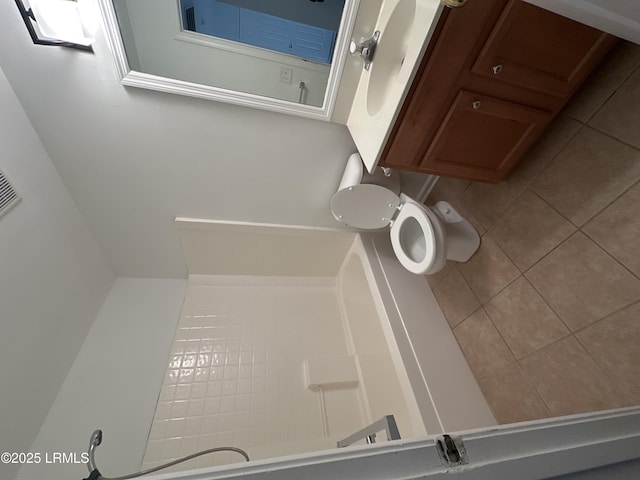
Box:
(331, 184), (444, 274)
(390, 200), (444, 274)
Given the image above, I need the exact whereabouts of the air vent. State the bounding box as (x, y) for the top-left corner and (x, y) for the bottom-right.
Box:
(185, 6), (195, 31)
(0, 170), (20, 218)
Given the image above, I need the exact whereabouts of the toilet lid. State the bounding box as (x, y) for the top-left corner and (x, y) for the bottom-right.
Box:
(331, 184), (401, 229)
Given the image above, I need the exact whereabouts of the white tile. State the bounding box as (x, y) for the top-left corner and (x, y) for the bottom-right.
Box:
(204, 397), (221, 415)
(144, 276), (368, 470)
(219, 413), (236, 432)
(174, 384), (192, 401)
(190, 382), (207, 399)
(206, 381), (222, 398)
(155, 401), (172, 420)
(166, 418), (185, 439)
(144, 440), (164, 462)
(184, 417), (202, 437)
(202, 414), (219, 433)
(237, 378), (252, 395)
(187, 399), (205, 417)
(194, 367), (209, 383)
(180, 436), (200, 456)
(159, 384), (176, 401)
(220, 396), (236, 413)
(170, 400), (188, 419)
(222, 379), (237, 396)
(149, 420), (168, 440)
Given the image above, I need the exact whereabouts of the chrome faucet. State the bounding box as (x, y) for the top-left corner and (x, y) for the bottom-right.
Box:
(349, 31), (380, 71)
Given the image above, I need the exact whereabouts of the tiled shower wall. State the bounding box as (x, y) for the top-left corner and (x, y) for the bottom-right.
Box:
(142, 275), (365, 471)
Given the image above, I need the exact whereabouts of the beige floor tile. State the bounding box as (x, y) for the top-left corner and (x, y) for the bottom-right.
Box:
(591, 67), (640, 149)
(510, 116), (582, 182)
(526, 233), (640, 331)
(484, 277), (569, 359)
(458, 116), (581, 231)
(461, 180), (529, 231)
(428, 176), (471, 204)
(432, 267), (480, 328)
(477, 362), (549, 424)
(576, 301), (640, 406)
(583, 182), (640, 277)
(453, 308), (515, 379)
(564, 41), (640, 123)
(458, 235), (521, 303)
(425, 260), (456, 289)
(520, 336), (627, 417)
(429, 177), (486, 236)
(491, 190), (576, 271)
(532, 127), (640, 227)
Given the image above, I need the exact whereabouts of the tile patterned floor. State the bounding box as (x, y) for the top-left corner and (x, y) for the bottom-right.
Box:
(427, 41), (640, 425)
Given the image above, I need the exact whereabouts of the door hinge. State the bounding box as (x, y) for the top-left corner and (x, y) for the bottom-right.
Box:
(436, 434), (468, 467)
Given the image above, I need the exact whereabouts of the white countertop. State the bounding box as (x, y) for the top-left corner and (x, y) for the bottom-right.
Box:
(346, 0), (444, 173)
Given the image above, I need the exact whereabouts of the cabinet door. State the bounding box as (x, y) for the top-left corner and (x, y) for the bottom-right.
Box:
(420, 91), (551, 182)
(472, 0), (612, 97)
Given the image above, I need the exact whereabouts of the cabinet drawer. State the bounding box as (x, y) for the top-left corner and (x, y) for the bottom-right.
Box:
(471, 0), (612, 97)
(420, 90), (551, 182)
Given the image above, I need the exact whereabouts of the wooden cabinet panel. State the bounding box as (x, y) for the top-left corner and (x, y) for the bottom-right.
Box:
(471, 1), (613, 97)
(420, 91), (551, 182)
(379, 0), (616, 183)
(380, 0), (509, 169)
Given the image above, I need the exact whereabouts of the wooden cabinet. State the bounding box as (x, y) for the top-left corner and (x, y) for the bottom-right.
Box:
(379, 0), (617, 183)
(423, 91), (551, 182)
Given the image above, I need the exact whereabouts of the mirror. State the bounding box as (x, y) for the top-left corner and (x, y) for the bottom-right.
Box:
(97, 0), (360, 120)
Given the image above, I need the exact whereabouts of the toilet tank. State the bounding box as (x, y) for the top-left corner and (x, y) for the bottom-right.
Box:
(339, 153), (401, 194)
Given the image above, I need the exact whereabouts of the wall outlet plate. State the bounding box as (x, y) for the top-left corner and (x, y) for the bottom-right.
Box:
(280, 67), (293, 84)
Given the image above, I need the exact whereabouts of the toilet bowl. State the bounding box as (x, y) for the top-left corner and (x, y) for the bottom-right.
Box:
(331, 154), (480, 274)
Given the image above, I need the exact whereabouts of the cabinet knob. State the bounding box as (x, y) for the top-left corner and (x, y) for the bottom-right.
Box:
(472, 101), (481, 110)
(441, 0), (468, 7)
(492, 64), (503, 75)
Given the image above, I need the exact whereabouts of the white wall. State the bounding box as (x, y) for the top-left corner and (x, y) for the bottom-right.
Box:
(177, 219), (355, 276)
(0, 67), (115, 480)
(0, 0), (356, 279)
(524, 0), (640, 44)
(16, 278), (187, 480)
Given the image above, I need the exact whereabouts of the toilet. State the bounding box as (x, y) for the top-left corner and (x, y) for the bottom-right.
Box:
(331, 153), (480, 275)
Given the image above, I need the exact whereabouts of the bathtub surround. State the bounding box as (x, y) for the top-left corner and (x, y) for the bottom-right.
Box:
(429, 41), (640, 424)
(143, 274), (365, 471)
(0, 67), (114, 480)
(141, 222), (494, 473)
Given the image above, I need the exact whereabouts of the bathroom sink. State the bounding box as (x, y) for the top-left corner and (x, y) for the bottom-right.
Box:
(346, 0), (443, 173)
(367, 0), (417, 116)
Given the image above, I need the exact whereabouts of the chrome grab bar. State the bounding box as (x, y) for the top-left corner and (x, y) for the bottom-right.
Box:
(336, 415), (401, 448)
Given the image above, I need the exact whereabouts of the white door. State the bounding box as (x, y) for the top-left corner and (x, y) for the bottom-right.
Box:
(149, 407), (640, 480)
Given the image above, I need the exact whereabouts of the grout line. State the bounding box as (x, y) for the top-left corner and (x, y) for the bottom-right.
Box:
(576, 176), (640, 233)
(586, 121), (640, 153)
(480, 300), (519, 364)
(570, 42), (640, 125)
(573, 329), (621, 386)
(570, 298), (640, 339)
(513, 359), (553, 419)
(523, 263), (573, 335)
(581, 227), (640, 283)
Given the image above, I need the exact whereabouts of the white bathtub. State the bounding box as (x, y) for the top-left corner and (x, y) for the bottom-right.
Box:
(337, 232), (496, 437)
